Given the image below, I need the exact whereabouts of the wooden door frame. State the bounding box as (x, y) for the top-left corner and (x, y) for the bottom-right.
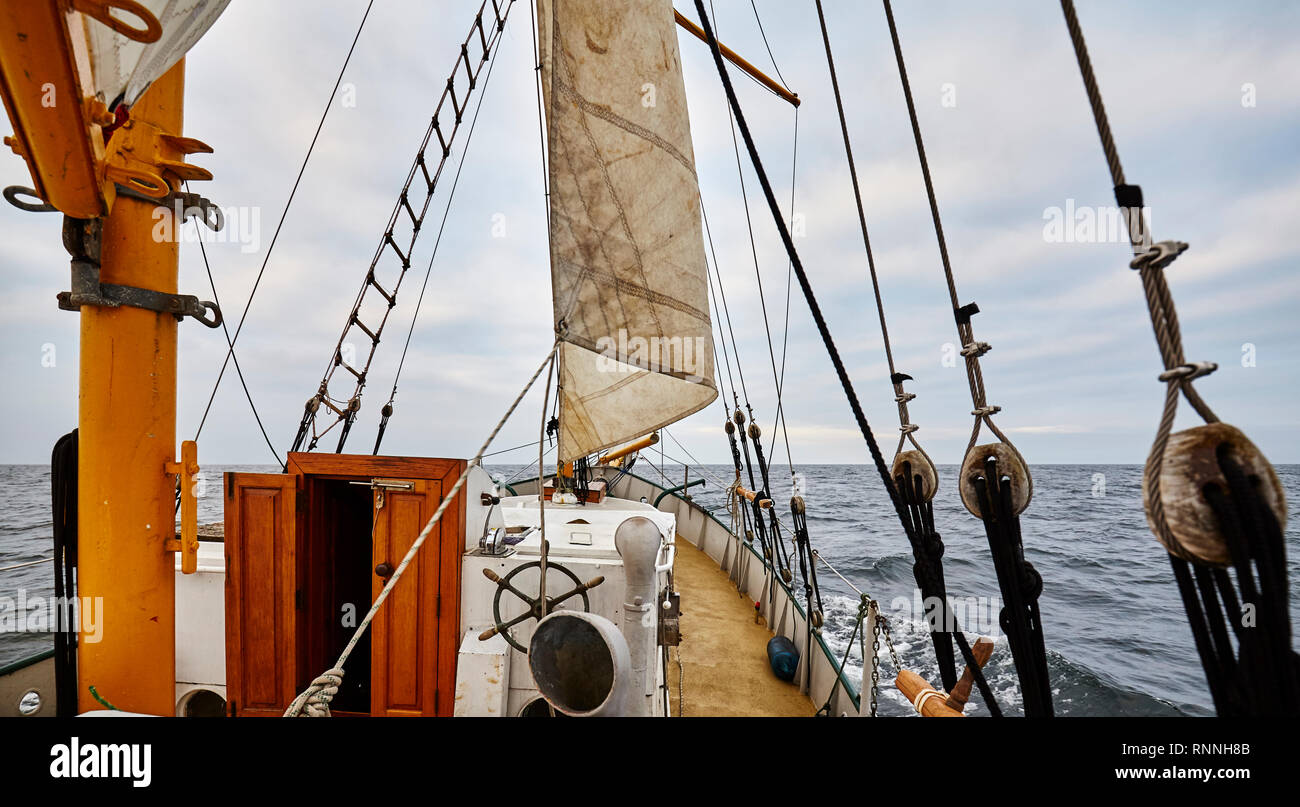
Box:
(286, 452), (466, 716)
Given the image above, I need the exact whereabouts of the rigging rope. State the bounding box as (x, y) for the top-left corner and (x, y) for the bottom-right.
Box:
(741, 0), (817, 644)
(708, 0), (795, 583)
(814, 2), (929, 466)
(880, 0), (1027, 468)
(693, 0), (1001, 717)
(372, 19), (510, 454)
(815, 0), (955, 692)
(768, 107), (799, 480)
(700, 199), (751, 407)
(188, 183), (284, 469)
(284, 344), (557, 717)
(881, 0), (1050, 715)
(290, 0), (515, 455)
(1059, 0), (1297, 716)
(193, 0), (374, 446)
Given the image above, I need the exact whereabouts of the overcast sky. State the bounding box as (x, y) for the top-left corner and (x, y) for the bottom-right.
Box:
(2, 0), (1297, 466)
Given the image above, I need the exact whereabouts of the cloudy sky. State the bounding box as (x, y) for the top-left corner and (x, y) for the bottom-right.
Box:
(2, 0), (1298, 466)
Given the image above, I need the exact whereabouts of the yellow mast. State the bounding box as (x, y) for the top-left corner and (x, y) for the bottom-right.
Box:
(75, 60), (187, 716)
(2, 0), (211, 713)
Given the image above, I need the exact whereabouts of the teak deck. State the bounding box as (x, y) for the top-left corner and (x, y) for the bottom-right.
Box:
(667, 536), (814, 717)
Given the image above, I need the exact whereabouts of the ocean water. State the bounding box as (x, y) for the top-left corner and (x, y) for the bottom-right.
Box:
(2, 462), (1297, 717)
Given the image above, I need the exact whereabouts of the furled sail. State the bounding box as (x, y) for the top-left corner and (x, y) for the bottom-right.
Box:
(538, 0), (717, 463)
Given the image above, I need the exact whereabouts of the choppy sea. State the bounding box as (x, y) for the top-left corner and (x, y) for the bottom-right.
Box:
(2, 462), (1296, 716)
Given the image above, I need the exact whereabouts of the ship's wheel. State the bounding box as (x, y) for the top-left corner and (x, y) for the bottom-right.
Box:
(478, 561), (605, 652)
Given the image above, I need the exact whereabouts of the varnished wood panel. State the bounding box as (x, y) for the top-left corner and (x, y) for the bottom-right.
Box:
(371, 482), (437, 715)
(360, 458), (465, 717)
(287, 452), (459, 482)
(225, 454), (465, 717)
(223, 472), (298, 717)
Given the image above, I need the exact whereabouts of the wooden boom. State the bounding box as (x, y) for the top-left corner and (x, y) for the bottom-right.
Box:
(673, 10), (800, 107)
(597, 432), (659, 465)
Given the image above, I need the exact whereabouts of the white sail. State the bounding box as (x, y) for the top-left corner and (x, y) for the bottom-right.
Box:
(79, 0), (231, 107)
(539, 0), (717, 462)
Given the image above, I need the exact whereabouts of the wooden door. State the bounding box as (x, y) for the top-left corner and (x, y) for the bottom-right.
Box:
(367, 462), (463, 716)
(223, 472), (299, 717)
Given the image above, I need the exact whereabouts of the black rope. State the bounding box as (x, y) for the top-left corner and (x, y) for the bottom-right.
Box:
(1190, 447), (1299, 716)
(747, 416), (793, 579)
(51, 430), (79, 717)
(189, 183), (284, 469)
(895, 460), (958, 691)
(973, 456), (1052, 716)
(693, 0), (1001, 717)
(732, 407), (773, 566)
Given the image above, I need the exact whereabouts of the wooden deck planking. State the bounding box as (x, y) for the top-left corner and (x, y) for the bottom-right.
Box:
(666, 536), (814, 717)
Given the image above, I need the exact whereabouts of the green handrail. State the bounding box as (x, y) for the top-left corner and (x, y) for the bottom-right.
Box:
(653, 477), (705, 507)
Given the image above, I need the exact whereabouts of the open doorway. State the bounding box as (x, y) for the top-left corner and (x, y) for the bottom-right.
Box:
(224, 454), (467, 716)
(304, 478), (373, 714)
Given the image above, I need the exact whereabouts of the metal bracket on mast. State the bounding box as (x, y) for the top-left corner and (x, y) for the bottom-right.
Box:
(57, 215), (222, 327)
(58, 257), (222, 327)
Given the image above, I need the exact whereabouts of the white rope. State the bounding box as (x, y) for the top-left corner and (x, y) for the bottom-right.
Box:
(0, 557), (52, 573)
(284, 343), (559, 717)
(912, 687), (950, 715)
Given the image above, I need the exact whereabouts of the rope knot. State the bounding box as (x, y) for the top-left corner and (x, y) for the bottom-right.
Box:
(971, 405), (1002, 417)
(895, 392), (917, 404)
(285, 668), (346, 718)
(1129, 239), (1188, 272)
(1158, 361), (1217, 383)
(899, 423), (919, 435)
(960, 341), (992, 359)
